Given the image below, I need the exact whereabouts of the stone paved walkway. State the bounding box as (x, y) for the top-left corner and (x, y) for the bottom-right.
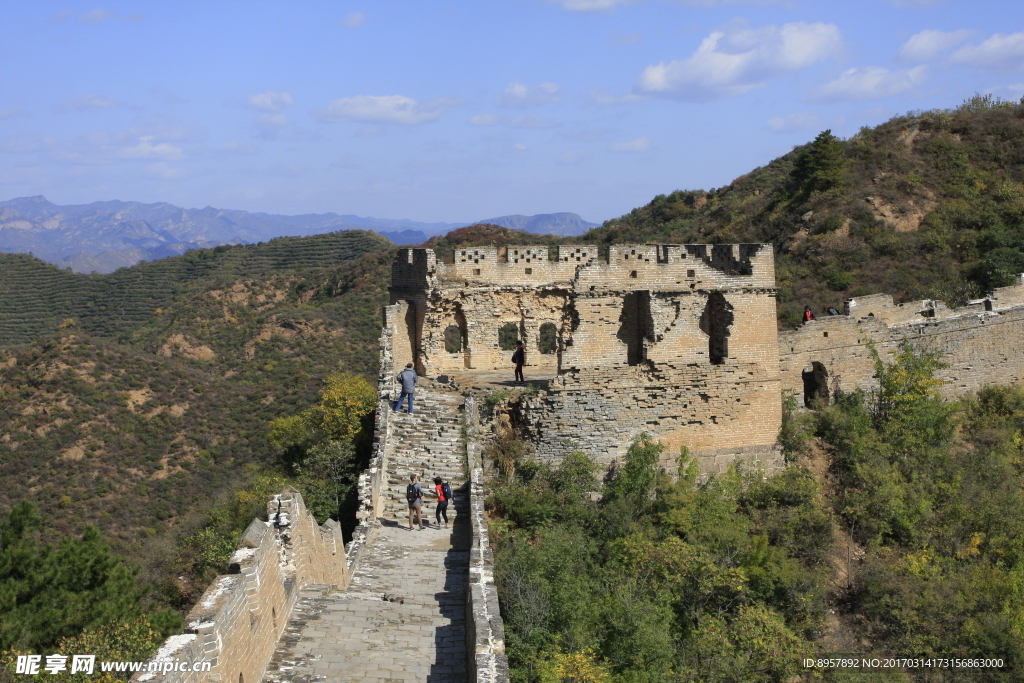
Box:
(263, 509), (470, 683)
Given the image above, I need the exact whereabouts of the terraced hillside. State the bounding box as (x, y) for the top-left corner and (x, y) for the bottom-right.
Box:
(0, 230), (389, 345)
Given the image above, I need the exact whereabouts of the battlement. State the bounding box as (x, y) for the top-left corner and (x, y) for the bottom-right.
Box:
(391, 243), (773, 289)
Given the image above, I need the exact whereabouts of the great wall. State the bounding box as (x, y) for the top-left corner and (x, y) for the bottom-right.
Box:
(131, 243), (1024, 683)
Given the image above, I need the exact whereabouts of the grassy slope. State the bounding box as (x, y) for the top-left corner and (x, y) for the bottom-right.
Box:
(417, 101), (1024, 330)
(0, 230), (390, 346)
(0, 233), (396, 608)
(582, 99), (1024, 327)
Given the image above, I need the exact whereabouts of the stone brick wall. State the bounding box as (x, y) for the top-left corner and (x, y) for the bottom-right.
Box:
(131, 489), (348, 683)
(388, 244), (784, 475)
(780, 281), (1024, 406)
(464, 395), (511, 683)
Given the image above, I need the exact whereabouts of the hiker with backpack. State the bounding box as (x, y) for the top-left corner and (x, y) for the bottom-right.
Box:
(394, 362), (417, 414)
(433, 477), (452, 528)
(512, 341), (525, 384)
(406, 473), (425, 531)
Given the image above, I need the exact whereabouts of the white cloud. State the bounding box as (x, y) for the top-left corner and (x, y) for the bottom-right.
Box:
(148, 86), (186, 105)
(53, 94), (123, 113)
(588, 89), (644, 105)
(816, 66), (928, 102)
(507, 115), (552, 129)
(558, 150), (591, 164)
(765, 111), (822, 132)
(609, 137), (651, 153)
(340, 11), (366, 28)
(331, 156), (362, 168)
(951, 32), (1024, 72)
(496, 82), (562, 107)
(220, 141), (259, 155)
(551, 0), (634, 12)
(271, 164), (306, 177)
(245, 90), (294, 112)
(144, 162), (186, 179)
(0, 109), (30, 120)
(636, 21), (842, 100)
(312, 95), (456, 125)
(0, 135), (57, 153)
(80, 8), (116, 23)
(469, 114), (500, 126)
(611, 32), (644, 45)
(898, 29), (972, 63)
(117, 136), (184, 160)
(253, 114), (290, 139)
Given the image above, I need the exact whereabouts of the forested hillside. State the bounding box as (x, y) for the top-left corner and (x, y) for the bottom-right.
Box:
(490, 346), (1024, 681)
(584, 95), (1024, 327)
(0, 230), (395, 655)
(0, 229), (389, 345)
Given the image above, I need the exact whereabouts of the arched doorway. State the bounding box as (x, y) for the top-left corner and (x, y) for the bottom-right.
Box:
(700, 292), (734, 365)
(802, 361), (830, 407)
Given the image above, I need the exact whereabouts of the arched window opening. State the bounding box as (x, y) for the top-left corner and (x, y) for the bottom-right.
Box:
(802, 361), (830, 407)
(443, 325), (463, 353)
(538, 323), (557, 354)
(617, 291), (653, 366)
(498, 323), (519, 351)
(700, 292), (734, 365)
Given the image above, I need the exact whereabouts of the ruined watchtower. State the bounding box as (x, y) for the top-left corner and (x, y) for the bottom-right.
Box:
(385, 244), (783, 475)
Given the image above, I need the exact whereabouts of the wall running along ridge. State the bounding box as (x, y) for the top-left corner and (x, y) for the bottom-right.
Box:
(130, 489), (349, 683)
(780, 276), (1024, 407)
(464, 394), (511, 681)
(377, 302), (511, 681)
(389, 244), (784, 476)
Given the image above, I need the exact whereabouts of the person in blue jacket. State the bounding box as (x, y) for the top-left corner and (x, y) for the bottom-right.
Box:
(394, 362), (417, 414)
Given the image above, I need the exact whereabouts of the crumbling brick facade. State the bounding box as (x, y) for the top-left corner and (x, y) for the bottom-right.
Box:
(131, 489), (348, 683)
(780, 277), (1024, 406)
(388, 244), (784, 475)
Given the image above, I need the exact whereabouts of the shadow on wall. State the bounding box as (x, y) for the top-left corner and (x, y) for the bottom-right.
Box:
(700, 292), (734, 365)
(430, 485), (472, 681)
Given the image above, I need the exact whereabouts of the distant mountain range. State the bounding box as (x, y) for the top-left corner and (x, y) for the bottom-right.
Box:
(0, 196), (598, 273)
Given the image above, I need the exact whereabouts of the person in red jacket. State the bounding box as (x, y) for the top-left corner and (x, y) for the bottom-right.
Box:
(433, 477), (451, 528)
(803, 306), (816, 322)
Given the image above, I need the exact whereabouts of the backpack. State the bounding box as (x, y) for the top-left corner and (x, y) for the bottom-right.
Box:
(406, 483), (421, 503)
(441, 482), (453, 501)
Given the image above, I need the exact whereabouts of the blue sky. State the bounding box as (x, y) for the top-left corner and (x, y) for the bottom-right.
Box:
(1, 1), (1022, 224)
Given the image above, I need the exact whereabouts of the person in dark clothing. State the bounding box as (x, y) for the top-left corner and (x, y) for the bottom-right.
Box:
(823, 305), (841, 316)
(433, 476), (449, 528)
(804, 306), (816, 322)
(406, 474), (425, 531)
(512, 341), (525, 384)
(394, 362), (417, 414)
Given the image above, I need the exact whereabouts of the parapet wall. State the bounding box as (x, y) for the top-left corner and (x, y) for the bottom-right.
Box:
(780, 279), (1024, 406)
(132, 489), (348, 683)
(389, 244), (783, 476)
(390, 243), (775, 290)
(464, 395), (511, 682)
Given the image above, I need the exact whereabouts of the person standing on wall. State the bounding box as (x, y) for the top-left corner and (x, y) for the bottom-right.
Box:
(406, 474), (425, 531)
(512, 341), (525, 384)
(433, 476), (452, 529)
(394, 362), (417, 414)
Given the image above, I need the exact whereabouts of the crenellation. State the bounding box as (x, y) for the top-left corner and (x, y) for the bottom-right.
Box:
(389, 243), (783, 474)
(132, 489), (348, 683)
(782, 278), (1024, 407)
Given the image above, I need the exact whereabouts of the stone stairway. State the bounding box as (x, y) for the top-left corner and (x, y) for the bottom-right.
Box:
(260, 384), (472, 683)
(382, 388), (466, 525)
